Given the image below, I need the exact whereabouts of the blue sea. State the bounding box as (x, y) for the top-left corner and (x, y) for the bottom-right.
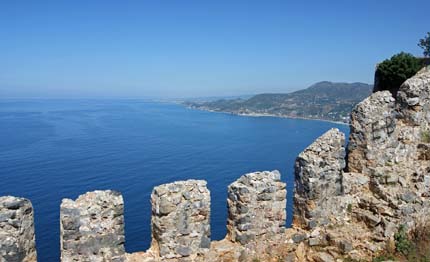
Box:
(0, 99), (349, 261)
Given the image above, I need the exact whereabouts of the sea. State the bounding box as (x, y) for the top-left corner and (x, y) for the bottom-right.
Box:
(0, 99), (349, 261)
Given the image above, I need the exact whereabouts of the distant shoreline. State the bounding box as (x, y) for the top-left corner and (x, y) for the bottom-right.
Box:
(184, 105), (350, 126)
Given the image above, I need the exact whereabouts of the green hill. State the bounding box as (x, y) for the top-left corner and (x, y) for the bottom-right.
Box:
(184, 81), (373, 123)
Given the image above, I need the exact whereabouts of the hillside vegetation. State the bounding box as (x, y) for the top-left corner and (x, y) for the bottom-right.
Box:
(185, 81), (373, 123)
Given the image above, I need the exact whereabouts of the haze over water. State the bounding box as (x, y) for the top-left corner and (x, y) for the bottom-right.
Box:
(0, 99), (348, 261)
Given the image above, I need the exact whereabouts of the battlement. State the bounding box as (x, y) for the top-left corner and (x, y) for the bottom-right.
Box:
(0, 170), (286, 262)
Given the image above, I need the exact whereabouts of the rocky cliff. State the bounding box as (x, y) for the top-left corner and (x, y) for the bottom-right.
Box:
(1, 67), (429, 261)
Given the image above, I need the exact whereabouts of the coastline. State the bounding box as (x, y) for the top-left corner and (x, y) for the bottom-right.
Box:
(184, 105), (350, 126)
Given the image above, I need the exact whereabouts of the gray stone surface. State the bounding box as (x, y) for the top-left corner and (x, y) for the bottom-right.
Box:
(60, 190), (125, 262)
(348, 91), (397, 174)
(0, 196), (36, 262)
(347, 68), (430, 234)
(293, 128), (345, 228)
(227, 170), (286, 244)
(397, 66), (430, 126)
(150, 180), (211, 260)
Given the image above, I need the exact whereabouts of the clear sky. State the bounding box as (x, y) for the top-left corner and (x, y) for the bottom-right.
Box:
(0, 1), (428, 98)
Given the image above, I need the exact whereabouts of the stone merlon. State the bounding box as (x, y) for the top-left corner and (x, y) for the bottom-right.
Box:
(227, 170), (286, 245)
(150, 180), (211, 260)
(293, 128), (345, 228)
(60, 190), (125, 262)
(0, 196), (37, 262)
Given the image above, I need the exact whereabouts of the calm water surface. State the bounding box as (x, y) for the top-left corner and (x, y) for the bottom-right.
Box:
(0, 99), (349, 261)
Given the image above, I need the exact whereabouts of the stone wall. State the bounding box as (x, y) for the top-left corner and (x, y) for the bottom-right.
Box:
(150, 180), (211, 260)
(0, 196), (37, 262)
(60, 190), (125, 262)
(226, 171), (286, 244)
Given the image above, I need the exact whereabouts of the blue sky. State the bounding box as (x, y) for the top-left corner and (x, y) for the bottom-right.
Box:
(0, 1), (428, 98)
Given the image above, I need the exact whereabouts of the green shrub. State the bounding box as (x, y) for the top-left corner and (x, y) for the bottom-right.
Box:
(395, 224), (412, 255)
(372, 254), (395, 262)
(347, 203), (352, 213)
(378, 220), (430, 261)
(376, 52), (423, 97)
(422, 130), (430, 143)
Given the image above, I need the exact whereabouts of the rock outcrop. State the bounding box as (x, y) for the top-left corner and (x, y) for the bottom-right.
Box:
(309, 66), (430, 260)
(290, 67), (430, 261)
(347, 67), (430, 236)
(227, 171), (286, 244)
(60, 190), (125, 262)
(0, 196), (37, 262)
(150, 180), (211, 261)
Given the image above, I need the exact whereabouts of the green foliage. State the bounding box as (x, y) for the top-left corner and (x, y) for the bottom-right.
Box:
(347, 203), (352, 213)
(343, 256), (363, 262)
(376, 52), (423, 96)
(418, 32), (430, 57)
(395, 225), (412, 255)
(422, 130), (430, 143)
(372, 254), (395, 262)
(378, 221), (430, 261)
(384, 161), (393, 167)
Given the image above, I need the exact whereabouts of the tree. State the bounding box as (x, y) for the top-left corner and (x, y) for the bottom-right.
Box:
(375, 52), (422, 97)
(418, 32), (430, 57)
